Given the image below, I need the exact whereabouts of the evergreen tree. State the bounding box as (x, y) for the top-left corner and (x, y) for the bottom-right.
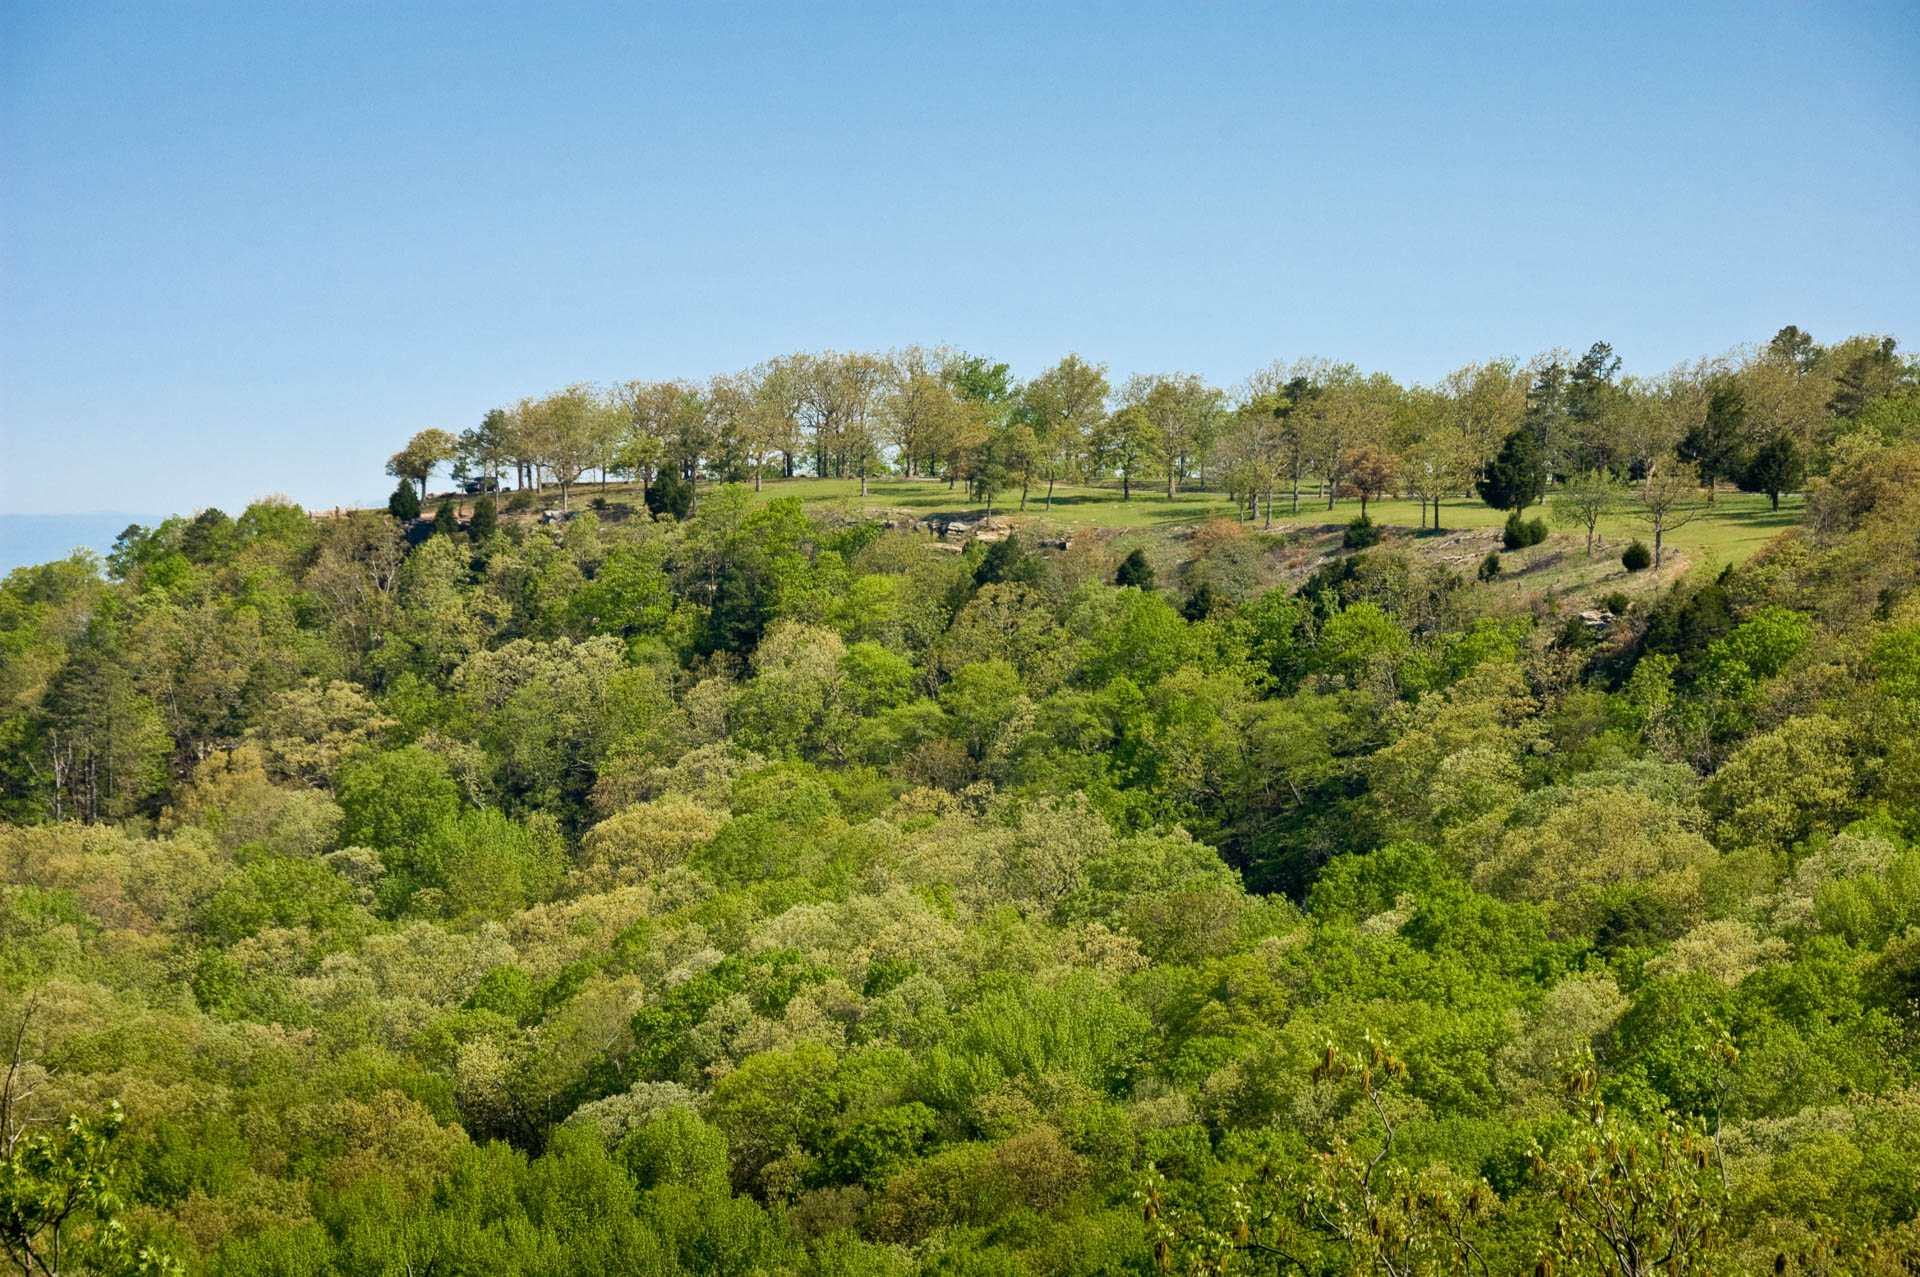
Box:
(1476, 429), (1546, 513)
(1679, 381), (1747, 503)
(646, 470), (694, 520)
(1115, 547), (1155, 589)
(1182, 581), (1223, 620)
(468, 493), (498, 540)
(388, 478), (421, 521)
(1738, 434), (1805, 510)
(972, 535), (1042, 589)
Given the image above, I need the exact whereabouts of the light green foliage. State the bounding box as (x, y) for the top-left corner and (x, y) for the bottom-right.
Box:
(1868, 624), (1920, 700)
(335, 744), (463, 854)
(1, 1102), (182, 1275)
(573, 795), (727, 892)
(1476, 784), (1719, 935)
(6, 412), (1920, 1271)
(1698, 604), (1813, 697)
(618, 1106), (731, 1194)
(1706, 715), (1858, 848)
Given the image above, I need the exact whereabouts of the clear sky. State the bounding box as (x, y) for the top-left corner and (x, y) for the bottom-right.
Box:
(3, 2), (1917, 517)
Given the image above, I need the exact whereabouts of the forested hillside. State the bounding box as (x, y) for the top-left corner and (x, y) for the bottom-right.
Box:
(3, 330), (1920, 1275)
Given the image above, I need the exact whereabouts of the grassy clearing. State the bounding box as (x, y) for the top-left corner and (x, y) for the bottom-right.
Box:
(490, 476), (1798, 612)
(742, 477), (1800, 565)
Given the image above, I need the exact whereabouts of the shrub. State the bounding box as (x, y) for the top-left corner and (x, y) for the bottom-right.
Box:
(1603, 591), (1631, 616)
(506, 489), (538, 512)
(590, 495), (610, 511)
(1502, 511), (1547, 549)
(1622, 539), (1652, 572)
(1342, 514), (1380, 549)
(432, 498), (458, 539)
(1478, 551), (1503, 582)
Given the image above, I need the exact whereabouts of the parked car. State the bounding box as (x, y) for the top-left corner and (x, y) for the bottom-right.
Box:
(462, 477), (501, 494)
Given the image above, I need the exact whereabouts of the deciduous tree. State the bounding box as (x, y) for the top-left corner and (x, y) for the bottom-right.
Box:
(1631, 456), (1705, 569)
(1550, 468), (1625, 555)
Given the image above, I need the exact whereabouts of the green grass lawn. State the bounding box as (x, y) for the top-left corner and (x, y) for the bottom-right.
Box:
(741, 477), (1801, 567)
(513, 474), (1800, 571)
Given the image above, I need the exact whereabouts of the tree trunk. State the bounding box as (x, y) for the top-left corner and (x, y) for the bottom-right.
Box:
(1263, 481), (1273, 530)
(1166, 469), (1176, 500)
(859, 466), (868, 497)
(1046, 474), (1055, 511)
(1770, 491), (1780, 510)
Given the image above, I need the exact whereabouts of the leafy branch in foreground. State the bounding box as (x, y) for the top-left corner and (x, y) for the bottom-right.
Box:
(1527, 1051), (1727, 1277)
(0, 1101), (180, 1277)
(1142, 1034), (1496, 1276)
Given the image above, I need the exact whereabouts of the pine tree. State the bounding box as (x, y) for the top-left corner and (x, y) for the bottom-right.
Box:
(388, 479), (421, 521)
(1476, 429), (1546, 513)
(1115, 548), (1155, 589)
(1738, 435), (1804, 510)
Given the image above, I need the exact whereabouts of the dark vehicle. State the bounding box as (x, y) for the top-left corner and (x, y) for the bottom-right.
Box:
(462, 477), (501, 494)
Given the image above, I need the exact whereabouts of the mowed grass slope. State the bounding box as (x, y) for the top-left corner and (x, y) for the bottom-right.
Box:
(483, 475), (1800, 613)
(746, 476), (1801, 567)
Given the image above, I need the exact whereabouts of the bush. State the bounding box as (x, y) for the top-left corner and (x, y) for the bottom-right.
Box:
(1622, 539), (1652, 572)
(1342, 514), (1380, 549)
(506, 489), (537, 512)
(388, 480), (421, 521)
(590, 495), (610, 511)
(1115, 547), (1155, 589)
(1502, 511), (1547, 549)
(1478, 551), (1503, 582)
(432, 498), (458, 539)
(1603, 591), (1631, 616)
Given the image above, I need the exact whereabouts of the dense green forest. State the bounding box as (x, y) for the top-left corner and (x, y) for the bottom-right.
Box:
(4, 329), (1920, 1275)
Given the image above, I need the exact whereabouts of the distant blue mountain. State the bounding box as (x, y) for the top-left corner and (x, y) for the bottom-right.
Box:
(0, 514), (161, 577)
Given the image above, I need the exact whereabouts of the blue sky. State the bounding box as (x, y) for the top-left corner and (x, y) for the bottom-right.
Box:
(3, 1), (1917, 516)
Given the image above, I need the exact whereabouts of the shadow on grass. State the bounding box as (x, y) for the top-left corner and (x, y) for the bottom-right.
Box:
(1703, 501), (1802, 532)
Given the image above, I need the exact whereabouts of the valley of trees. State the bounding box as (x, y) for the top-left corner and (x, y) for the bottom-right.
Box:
(3, 327), (1920, 1275)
